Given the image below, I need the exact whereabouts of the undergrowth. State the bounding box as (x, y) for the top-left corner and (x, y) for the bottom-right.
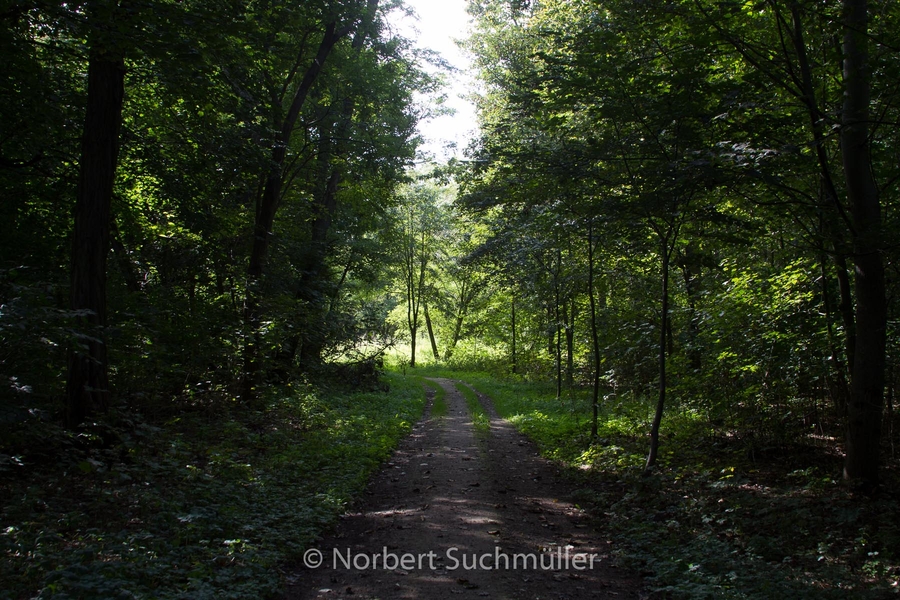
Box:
(0, 372), (426, 599)
(430, 369), (900, 599)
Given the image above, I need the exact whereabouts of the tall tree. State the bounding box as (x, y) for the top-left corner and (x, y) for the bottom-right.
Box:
(242, 1), (377, 399)
(66, 1), (129, 427)
(396, 180), (443, 367)
(841, 0), (886, 487)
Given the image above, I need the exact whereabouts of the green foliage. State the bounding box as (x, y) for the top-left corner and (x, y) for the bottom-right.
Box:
(0, 373), (426, 599)
(443, 372), (900, 598)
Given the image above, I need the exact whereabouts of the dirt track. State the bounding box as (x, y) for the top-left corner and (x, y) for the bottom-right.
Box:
(284, 378), (645, 599)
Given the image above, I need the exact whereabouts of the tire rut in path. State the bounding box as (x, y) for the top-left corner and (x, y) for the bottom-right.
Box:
(284, 378), (644, 600)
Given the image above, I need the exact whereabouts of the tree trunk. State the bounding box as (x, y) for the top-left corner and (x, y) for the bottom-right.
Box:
(425, 304), (440, 361)
(554, 293), (562, 401)
(110, 215), (141, 293)
(565, 299), (575, 387)
(834, 252), (857, 377)
(242, 21), (347, 401)
(680, 252), (702, 371)
(66, 35), (126, 428)
(297, 118), (338, 367)
(841, 0), (886, 488)
(645, 237), (671, 473)
(587, 223), (601, 438)
(820, 255), (850, 414)
(510, 295), (517, 374)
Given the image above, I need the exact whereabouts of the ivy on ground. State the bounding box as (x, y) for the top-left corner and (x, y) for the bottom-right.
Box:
(0, 373), (425, 600)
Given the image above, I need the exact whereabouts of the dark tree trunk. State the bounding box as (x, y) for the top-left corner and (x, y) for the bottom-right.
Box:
(645, 237), (671, 473)
(445, 314), (464, 360)
(680, 253), (701, 371)
(792, 1), (857, 416)
(834, 253), (857, 376)
(425, 304), (440, 361)
(546, 303), (555, 359)
(66, 38), (126, 428)
(565, 299), (575, 388)
(110, 215), (141, 293)
(510, 296), (517, 374)
(841, 0), (886, 488)
(587, 223), (601, 438)
(554, 292), (562, 401)
(296, 120), (339, 367)
(820, 255), (850, 415)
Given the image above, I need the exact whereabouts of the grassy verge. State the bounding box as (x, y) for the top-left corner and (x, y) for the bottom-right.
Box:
(434, 370), (900, 599)
(453, 381), (491, 434)
(420, 377), (448, 418)
(0, 372), (425, 600)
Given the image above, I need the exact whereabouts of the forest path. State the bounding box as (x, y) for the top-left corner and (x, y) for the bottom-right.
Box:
(284, 378), (644, 600)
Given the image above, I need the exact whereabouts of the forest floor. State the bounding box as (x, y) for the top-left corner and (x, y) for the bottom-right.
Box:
(283, 378), (646, 600)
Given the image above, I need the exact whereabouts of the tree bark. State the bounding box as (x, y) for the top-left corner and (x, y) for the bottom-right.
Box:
(66, 29), (126, 428)
(820, 255), (850, 414)
(834, 252), (857, 373)
(425, 303), (440, 361)
(510, 295), (517, 374)
(679, 247), (702, 371)
(587, 222), (601, 438)
(841, 0), (886, 488)
(445, 314), (464, 360)
(645, 236), (671, 473)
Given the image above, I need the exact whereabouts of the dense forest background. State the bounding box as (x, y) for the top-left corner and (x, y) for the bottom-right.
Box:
(2, 0), (900, 597)
(456, 0), (900, 486)
(2, 0), (433, 413)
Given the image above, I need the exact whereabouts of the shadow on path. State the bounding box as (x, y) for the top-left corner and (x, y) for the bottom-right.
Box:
(284, 378), (645, 600)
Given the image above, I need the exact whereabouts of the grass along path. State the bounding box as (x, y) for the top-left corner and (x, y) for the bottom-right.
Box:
(284, 377), (643, 599)
(424, 370), (900, 599)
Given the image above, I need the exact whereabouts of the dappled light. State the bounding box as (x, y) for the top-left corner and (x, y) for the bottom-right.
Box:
(3, 0), (900, 597)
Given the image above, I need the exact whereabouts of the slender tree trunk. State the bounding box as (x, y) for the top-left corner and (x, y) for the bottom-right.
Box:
(546, 303), (555, 359)
(554, 293), (562, 401)
(841, 0), (886, 488)
(792, 1), (858, 415)
(587, 223), (601, 438)
(445, 314), (464, 360)
(511, 295), (517, 374)
(425, 304), (440, 360)
(680, 252), (702, 371)
(565, 299), (575, 388)
(645, 237), (671, 473)
(66, 30), (126, 428)
(834, 252), (857, 374)
(297, 118), (338, 366)
(406, 221), (427, 369)
(110, 216), (141, 293)
(820, 255), (850, 414)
